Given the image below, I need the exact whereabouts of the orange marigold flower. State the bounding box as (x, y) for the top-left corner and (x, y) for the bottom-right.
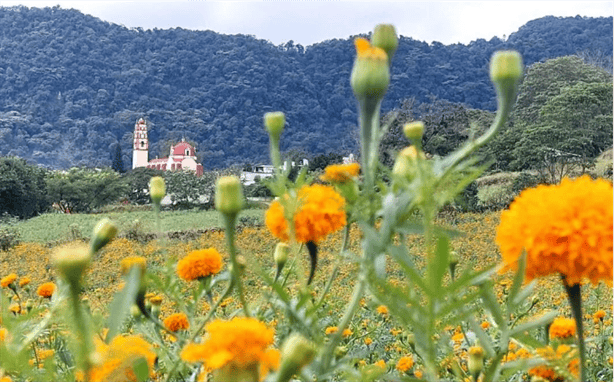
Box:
(37, 282), (56, 298)
(180, 317), (278, 377)
(549, 317), (576, 339)
(18, 276), (31, 287)
(1, 273), (17, 288)
(265, 184), (346, 244)
(8, 303), (20, 314)
(0, 327), (8, 342)
(594, 310), (606, 320)
(376, 305), (389, 315)
(88, 335), (157, 382)
(496, 176), (613, 285)
(481, 321), (490, 329)
(163, 313), (190, 332)
(396, 355), (414, 372)
(176, 248), (223, 281)
(320, 163), (360, 183)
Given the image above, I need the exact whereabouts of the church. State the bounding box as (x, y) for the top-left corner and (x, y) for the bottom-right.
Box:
(132, 118), (204, 176)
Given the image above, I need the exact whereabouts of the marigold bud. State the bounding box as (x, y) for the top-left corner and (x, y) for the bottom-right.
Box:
(274, 243), (289, 267)
(403, 121), (425, 142)
(53, 242), (91, 288)
(490, 51), (523, 84)
(149, 176), (166, 206)
(264, 112), (286, 141)
(372, 24), (398, 63)
(215, 176), (244, 215)
(350, 38), (390, 100)
(90, 218), (117, 254)
(490, 51), (523, 106)
(276, 334), (317, 382)
(468, 346), (484, 377)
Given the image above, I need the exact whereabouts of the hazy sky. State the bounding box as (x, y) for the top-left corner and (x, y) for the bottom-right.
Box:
(1, 1), (612, 46)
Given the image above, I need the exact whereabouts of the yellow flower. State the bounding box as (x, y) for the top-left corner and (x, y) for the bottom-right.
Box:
(36, 282), (56, 298)
(496, 176), (613, 285)
(8, 303), (20, 314)
(88, 335), (157, 382)
(265, 184), (346, 244)
(176, 248), (223, 281)
(549, 317), (576, 339)
(374, 359), (386, 369)
(320, 163), (360, 183)
(354, 37), (387, 61)
(148, 295), (163, 306)
(376, 305), (389, 315)
(480, 321), (490, 329)
(364, 337), (373, 345)
(163, 313), (190, 332)
(120, 256), (146, 275)
(18, 276), (31, 287)
(38, 349), (55, 360)
(0, 273), (17, 288)
(0, 327), (8, 342)
(395, 355), (414, 372)
(342, 329), (353, 338)
(181, 317), (279, 376)
(325, 326), (338, 335)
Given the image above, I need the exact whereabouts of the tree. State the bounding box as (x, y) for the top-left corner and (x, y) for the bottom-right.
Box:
(0, 157), (50, 219)
(46, 167), (128, 213)
(490, 56), (613, 173)
(511, 81), (613, 182)
(122, 167), (165, 204)
(111, 143), (125, 173)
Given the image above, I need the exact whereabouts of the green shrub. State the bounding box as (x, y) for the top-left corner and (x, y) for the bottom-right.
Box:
(477, 183), (515, 210)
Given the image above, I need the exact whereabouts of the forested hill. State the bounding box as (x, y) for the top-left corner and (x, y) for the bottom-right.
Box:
(0, 6), (611, 169)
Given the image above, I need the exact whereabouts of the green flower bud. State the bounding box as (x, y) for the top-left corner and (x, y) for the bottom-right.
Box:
(151, 304), (161, 318)
(350, 38), (390, 100)
(90, 218), (118, 254)
(468, 346), (484, 377)
(490, 51), (523, 84)
(274, 243), (290, 281)
(403, 121), (425, 142)
(335, 345), (348, 360)
(372, 24), (398, 63)
(53, 242), (91, 289)
(149, 176), (166, 206)
(449, 251), (459, 279)
(130, 304), (142, 318)
(276, 334), (317, 382)
(215, 176), (244, 215)
(490, 51), (523, 105)
(25, 299), (34, 313)
(264, 112), (286, 141)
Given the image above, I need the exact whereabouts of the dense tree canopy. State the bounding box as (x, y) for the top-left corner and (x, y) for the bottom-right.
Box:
(0, 6), (609, 169)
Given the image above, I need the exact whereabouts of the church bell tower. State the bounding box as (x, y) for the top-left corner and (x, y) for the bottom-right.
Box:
(132, 118), (149, 169)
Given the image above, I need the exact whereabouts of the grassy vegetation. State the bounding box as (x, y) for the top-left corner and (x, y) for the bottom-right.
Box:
(13, 208), (264, 243)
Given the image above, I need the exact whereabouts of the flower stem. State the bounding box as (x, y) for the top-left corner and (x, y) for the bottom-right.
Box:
(223, 212), (250, 317)
(563, 278), (587, 382)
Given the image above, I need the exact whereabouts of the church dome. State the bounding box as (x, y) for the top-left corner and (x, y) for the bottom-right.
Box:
(172, 141), (195, 156)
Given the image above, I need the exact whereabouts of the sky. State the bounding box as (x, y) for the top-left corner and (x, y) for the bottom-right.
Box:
(0, 1), (612, 46)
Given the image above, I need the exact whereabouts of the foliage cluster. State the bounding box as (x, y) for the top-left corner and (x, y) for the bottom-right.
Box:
(0, 6), (610, 169)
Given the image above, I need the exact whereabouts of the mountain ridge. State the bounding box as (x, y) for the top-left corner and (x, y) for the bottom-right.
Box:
(0, 6), (611, 169)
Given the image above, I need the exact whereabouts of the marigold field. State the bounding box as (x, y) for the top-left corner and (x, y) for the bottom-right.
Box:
(1, 210), (612, 381)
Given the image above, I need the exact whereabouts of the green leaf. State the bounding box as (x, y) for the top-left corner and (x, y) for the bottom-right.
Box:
(467, 317), (495, 358)
(132, 357), (150, 382)
(512, 280), (536, 307)
(506, 252), (526, 310)
(387, 244), (430, 295)
(106, 267), (141, 343)
(429, 235), (449, 295)
(510, 310), (557, 336)
(479, 282), (506, 329)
